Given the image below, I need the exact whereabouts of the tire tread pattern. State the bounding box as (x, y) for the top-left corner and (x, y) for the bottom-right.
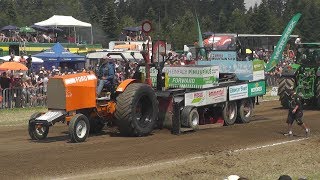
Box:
(115, 83), (158, 136)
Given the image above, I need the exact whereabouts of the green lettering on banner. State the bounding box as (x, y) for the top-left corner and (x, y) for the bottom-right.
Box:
(248, 81), (266, 97)
(140, 66), (219, 89)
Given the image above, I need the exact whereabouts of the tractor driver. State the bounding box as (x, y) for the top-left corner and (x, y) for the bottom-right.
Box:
(96, 55), (116, 97)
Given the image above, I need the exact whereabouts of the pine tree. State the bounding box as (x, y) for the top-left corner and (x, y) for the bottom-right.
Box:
(100, 0), (118, 40)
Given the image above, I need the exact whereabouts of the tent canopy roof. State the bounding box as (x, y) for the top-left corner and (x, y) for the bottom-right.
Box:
(33, 43), (85, 62)
(35, 15), (92, 27)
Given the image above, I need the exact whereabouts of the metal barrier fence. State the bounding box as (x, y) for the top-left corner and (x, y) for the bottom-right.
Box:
(1, 87), (47, 109)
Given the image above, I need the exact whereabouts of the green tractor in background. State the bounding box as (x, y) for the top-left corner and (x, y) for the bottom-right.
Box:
(278, 43), (320, 108)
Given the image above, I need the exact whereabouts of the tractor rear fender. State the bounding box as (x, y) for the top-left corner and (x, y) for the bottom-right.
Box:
(116, 79), (139, 93)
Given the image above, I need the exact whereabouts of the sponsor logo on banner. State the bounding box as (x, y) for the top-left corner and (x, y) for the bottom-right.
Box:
(185, 87), (227, 107)
(185, 91), (206, 107)
(229, 84), (248, 100)
(248, 81), (266, 97)
(207, 87), (227, 104)
(208, 51), (237, 61)
(252, 59), (265, 81)
(64, 74), (96, 85)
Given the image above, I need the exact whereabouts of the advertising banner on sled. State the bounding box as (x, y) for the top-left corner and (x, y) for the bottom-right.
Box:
(197, 59), (265, 81)
(140, 65), (219, 89)
(185, 87), (227, 107)
(248, 80), (266, 97)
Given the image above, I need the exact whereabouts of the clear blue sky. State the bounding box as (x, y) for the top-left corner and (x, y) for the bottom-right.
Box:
(245, 0), (262, 9)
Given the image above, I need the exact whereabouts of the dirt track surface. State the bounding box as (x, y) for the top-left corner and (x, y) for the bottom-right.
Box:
(1, 100), (320, 179)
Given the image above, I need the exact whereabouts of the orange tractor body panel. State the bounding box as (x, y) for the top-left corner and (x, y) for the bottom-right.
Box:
(47, 72), (97, 112)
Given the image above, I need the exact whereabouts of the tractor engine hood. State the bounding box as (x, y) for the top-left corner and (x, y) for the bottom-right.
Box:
(47, 72), (97, 111)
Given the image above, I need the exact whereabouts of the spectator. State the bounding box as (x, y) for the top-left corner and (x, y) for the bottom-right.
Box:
(0, 33), (8, 42)
(43, 73), (49, 95)
(19, 55), (27, 65)
(12, 73), (24, 108)
(26, 55), (32, 75)
(118, 31), (126, 41)
(186, 51), (192, 61)
(22, 77), (33, 106)
(9, 54), (14, 61)
(43, 33), (52, 43)
(0, 72), (11, 90)
(0, 72), (12, 107)
(36, 71), (44, 87)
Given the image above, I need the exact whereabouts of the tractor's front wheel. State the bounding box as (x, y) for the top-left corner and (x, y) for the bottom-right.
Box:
(115, 83), (158, 136)
(69, 114), (90, 143)
(28, 112), (49, 140)
(278, 77), (295, 108)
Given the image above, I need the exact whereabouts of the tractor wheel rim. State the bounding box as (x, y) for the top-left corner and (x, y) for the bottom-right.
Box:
(135, 95), (152, 128)
(35, 126), (45, 136)
(76, 120), (87, 138)
(191, 113), (199, 126)
(243, 103), (251, 117)
(228, 104), (235, 120)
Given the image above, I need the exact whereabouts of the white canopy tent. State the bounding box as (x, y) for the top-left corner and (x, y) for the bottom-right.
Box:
(35, 15), (93, 44)
(0, 56), (44, 63)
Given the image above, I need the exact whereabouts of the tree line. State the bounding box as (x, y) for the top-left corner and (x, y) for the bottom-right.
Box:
(0, 0), (318, 50)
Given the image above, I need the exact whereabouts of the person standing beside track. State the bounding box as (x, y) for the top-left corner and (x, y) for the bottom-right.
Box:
(284, 88), (310, 137)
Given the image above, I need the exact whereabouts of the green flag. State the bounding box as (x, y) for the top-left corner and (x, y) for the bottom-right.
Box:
(265, 13), (302, 72)
(196, 14), (205, 56)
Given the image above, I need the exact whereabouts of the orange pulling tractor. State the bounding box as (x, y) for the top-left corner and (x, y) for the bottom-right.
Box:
(28, 61), (159, 143)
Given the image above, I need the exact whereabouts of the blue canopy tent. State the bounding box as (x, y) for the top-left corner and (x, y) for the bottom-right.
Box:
(33, 42), (85, 71)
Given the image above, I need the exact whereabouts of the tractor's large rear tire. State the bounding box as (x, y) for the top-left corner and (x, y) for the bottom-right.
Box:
(223, 101), (237, 126)
(115, 83), (158, 136)
(278, 77), (295, 108)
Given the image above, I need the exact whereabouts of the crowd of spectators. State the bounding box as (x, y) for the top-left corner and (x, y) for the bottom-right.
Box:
(118, 30), (151, 42)
(0, 30), (76, 44)
(0, 64), (87, 108)
(0, 70), (48, 108)
(253, 45), (296, 87)
(0, 31), (55, 43)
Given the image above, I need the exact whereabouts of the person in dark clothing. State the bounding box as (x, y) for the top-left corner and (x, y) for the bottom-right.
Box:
(96, 56), (116, 97)
(26, 55), (32, 75)
(0, 72), (11, 91)
(285, 88), (310, 137)
(0, 72), (12, 107)
(10, 73), (24, 108)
